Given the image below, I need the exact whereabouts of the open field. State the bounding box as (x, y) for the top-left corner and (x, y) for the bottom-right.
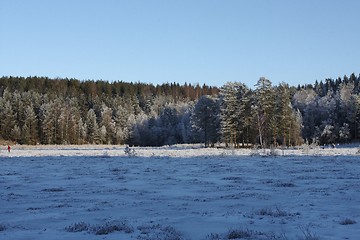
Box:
(0, 145), (359, 239)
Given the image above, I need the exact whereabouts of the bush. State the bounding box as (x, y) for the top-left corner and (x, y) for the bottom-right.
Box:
(65, 222), (88, 232)
(41, 188), (65, 192)
(256, 206), (299, 218)
(227, 229), (252, 239)
(0, 224), (6, 232)
(65, 220), (133, 235)
(298, 225), (319, 240)
(92, 221), (134, 235)
(275, 181), (296, 187)
(137, 224), (182, 240)
(339, 218), (357, 225)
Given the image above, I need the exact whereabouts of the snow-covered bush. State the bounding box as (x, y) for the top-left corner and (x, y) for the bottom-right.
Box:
(124, 146), (136, 157)
(206, 228), (288, 240)
(339, 218), (357, 225)
(256, 206), (298, 217)
(65, 222), (88, 232)
(298, 225), (319, 240)
(65, 220), (134, 235)
(93, 221), (133, 235)
(227, 229), (252, 239)
(270, 147), (283, 156)
(0, 224), (6, 232)
(137, 224), (182, 240)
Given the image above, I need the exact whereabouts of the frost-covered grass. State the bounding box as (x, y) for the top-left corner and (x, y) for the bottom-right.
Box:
(0, 145), (359, 239)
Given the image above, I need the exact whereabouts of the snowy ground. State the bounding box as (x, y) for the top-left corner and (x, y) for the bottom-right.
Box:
(0, 145), (359, 239)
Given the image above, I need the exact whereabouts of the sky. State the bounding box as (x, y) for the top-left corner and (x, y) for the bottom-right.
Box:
(1, 0), (360, 88)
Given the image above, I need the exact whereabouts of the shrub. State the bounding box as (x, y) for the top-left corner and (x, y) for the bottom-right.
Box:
(0, 224), (6, 232)
(227, 229), (252, 239)
(65, 222), (88, 232)
(137, 224), (182, 240)
(206, 233), (221, 240)
(275, 181), (296, 187)
(65, 220), (134, 235)
(41, 188), (65, 192)
(256, 206), (298, 217)
(298, 225), (319, 240)
(92, 221), (133, 235)
(339, 218), (357, 225)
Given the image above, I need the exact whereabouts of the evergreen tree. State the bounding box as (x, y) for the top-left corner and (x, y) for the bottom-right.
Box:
(85, 109), (100, 144)
(220, 82), (250, 147)
(100, 103), (115, 144)
(274, 83), (301, 146)
(252, 77), (274, 148)
(22, 104), (38, 144)
(191, 95), (220, 147)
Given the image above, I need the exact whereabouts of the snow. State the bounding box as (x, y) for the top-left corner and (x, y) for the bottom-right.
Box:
(0, 145), (359, 239)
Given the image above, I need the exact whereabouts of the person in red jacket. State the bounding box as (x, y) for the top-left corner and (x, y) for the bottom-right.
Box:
(7, 145), (11, 153)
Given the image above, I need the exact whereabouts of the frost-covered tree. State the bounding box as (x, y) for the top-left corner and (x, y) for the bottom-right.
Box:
(65, 99), (84, 144)
(159, 106), (179, 145)
(0, 101), (16, 141)
(191, 95), (220, 147)
(113, 104), (130, 144)
(11, 124), (21, 143)
(39, 102), (55, 144)
(339, 123), (351, 143)
(252, 77), (274, 148)
(274, 83), (303, 147)
(178, 107), (194, 144)
(220, 82), (250, 147)
(85, 108), (100, 144)
(320, 124), (336, 144)
(100, 103), (115, 144)
(22, 104), (38, 144)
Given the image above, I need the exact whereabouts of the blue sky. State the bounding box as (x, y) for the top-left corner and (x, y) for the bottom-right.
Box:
(1, 0), (359, 87)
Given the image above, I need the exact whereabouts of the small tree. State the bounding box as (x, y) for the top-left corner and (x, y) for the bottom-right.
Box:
(339, 123), (351, 143)
(320, 124), (336, 144)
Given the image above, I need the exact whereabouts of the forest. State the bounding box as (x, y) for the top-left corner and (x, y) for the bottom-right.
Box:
(0, 74), (359, 147)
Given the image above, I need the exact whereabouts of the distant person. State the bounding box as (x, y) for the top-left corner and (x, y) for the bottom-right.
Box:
(7, 145), (11, 152)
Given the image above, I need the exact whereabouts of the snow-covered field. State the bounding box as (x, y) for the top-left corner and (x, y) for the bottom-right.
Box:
(0, 145), (359, 239)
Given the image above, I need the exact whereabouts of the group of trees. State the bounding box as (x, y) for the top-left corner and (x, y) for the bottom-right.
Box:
(293, 73), (360, 145)
(193, 78), (303, 148)
(0, 76), (218, 146)
(0, 74), (360, 147)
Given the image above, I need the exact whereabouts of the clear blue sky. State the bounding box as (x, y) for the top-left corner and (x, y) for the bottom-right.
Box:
(1, 0), (359, 87)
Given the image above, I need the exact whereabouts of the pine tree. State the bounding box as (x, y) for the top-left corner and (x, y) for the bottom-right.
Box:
(275, 83), (295, 146)
(219, 82), (251, 147)
(252, 77), (274, 148)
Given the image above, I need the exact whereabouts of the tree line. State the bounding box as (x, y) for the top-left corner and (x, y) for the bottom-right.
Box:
(0, 74), (359, 147)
